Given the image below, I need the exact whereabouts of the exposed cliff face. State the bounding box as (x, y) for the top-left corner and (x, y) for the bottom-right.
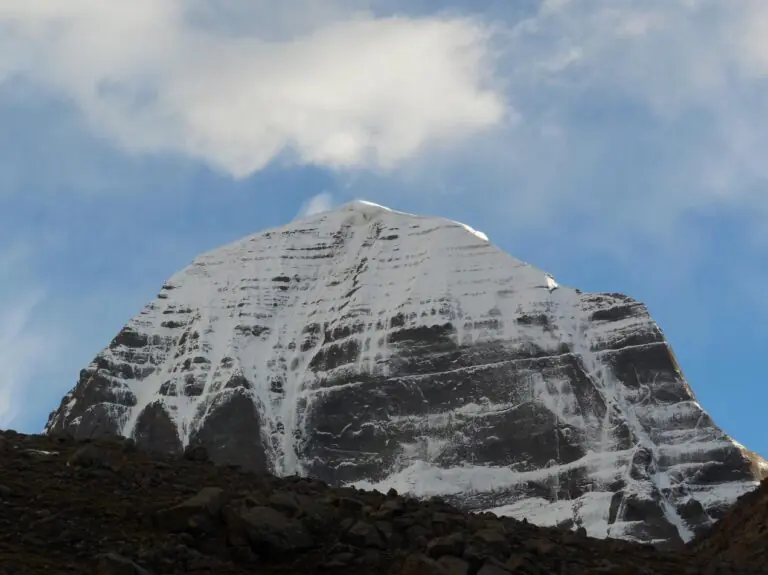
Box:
(45, 200), (766, 547)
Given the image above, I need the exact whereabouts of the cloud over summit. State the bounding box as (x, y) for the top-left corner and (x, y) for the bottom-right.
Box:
(0, 1), (506, 178)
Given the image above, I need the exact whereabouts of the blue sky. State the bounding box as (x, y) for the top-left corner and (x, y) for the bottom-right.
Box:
(1, 0), (766, 457)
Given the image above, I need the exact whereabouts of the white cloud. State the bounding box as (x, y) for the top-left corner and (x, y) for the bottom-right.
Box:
(501, 0), (768, 192)
(0, 238), (72, 431)
(297, 192), (335, 218)
(0, 0), (505, 178)
(0, 245), (51, 428)
(0, 293), (47, 428)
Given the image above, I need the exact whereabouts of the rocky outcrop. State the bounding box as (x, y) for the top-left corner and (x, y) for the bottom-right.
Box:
(44, 200), (767, 547)
(692, 473), (768, 572)
(1, 430), (766, 574)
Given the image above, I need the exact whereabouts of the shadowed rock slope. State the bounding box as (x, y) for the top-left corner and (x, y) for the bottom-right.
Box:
(0, 430), (766, 575)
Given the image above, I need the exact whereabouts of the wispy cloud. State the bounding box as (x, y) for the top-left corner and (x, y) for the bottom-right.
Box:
(297, 191), (335, 218)
(0, 244), (55, 428)
(0, 0), (505, 178)
(0, 294), (47, 427)
(502, 0), (768, 217)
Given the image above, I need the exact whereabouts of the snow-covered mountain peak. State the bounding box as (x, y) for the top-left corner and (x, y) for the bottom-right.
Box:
(300, 199), (491, 243)
(339, 198), (396, 215)
(45, 202), (765, 547)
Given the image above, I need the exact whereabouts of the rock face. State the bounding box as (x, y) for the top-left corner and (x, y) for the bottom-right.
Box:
(45, 200), (767, 547)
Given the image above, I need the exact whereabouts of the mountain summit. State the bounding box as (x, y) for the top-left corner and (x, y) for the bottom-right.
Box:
(45, 200), (766, 547)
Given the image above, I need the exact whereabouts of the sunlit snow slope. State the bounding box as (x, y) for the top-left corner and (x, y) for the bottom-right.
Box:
(45, 200), (766, 547)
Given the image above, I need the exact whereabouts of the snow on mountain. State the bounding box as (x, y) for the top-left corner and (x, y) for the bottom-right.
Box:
(45, 199), (766, 547)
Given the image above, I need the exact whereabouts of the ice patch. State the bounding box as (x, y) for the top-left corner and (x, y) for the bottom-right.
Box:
(546, 274), (559, 291)
(348, 451), (634, 498)
(351, 199), (394, 212)
(458, 222), (489, 242)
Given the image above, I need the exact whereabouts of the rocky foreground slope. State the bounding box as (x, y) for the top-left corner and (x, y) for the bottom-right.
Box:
(44, 200), (767, 547)
(0, 430), (766, 575)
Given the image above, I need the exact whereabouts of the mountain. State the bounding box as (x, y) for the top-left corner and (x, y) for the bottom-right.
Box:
(45, 200), (767, 548)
